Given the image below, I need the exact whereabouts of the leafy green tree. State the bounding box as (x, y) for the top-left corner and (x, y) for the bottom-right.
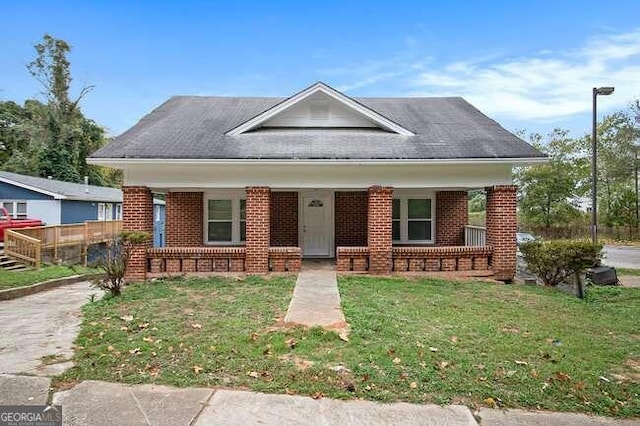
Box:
(1, 34), (120, 187)
(515, 129), (584, 228)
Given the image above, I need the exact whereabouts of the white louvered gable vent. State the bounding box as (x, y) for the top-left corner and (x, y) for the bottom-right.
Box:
(309, 103), (330, 120)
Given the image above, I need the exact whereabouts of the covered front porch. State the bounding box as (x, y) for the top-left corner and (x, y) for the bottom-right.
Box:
(122, 184), (516, 282)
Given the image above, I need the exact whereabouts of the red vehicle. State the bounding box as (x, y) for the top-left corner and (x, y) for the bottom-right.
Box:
(0, 207), (44, 242)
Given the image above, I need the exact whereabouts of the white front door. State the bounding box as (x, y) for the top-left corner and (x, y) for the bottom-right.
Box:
(301, 194), (332, 257)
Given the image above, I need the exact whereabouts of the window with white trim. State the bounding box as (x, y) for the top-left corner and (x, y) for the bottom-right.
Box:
(115, 203), (122, 220)
(1, 201), (28, 219)
(206, 197), (246, 244)
(98, 203), (115, 220)
(392, 196), (434, 243)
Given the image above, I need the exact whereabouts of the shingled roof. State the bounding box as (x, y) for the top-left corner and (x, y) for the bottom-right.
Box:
(91, 84), (545, 161)
(0, 171), (122, 202)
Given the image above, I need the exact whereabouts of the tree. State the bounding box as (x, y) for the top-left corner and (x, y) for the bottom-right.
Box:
(515, 129), (584, 229)
(1, 34), (120, 187)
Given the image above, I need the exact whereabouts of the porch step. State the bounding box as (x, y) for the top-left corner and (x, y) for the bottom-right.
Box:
(3, 263), (28, 271)
(0, 250), (29, 271)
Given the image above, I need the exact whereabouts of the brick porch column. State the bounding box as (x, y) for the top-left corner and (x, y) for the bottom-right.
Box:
(166, 192), (203, 247)
(435, 191), (468, 246)
(486, 185), (517, 282)
(246, 187), (271, 273)
(122, 186), (154, 281)
(368, 185), (393, 274)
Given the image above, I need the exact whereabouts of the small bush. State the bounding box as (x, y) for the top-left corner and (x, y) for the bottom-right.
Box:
(519, 240), (603, 287)
(94, 230), (150, 296)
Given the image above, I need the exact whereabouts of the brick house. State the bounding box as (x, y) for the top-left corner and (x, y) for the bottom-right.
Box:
(89, 82), (546, 281)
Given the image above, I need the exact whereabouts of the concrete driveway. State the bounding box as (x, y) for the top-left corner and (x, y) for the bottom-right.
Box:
(603, 245), (640, 269)
(0, 281), (96, 375)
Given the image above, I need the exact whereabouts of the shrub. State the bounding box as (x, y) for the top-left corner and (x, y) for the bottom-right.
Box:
(94, 230), (150, 296)
(519, 240), (603, 287)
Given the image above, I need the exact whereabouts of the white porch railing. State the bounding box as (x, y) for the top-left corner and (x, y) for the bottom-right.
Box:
(465, 225), (486, 246)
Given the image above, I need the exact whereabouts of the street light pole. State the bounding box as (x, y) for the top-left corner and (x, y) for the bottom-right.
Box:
(591, 86), (615, 244)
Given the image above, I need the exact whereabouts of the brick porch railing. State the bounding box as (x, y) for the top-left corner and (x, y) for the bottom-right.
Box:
(146, 246), (301, 276)
(337, 245), (493, 274)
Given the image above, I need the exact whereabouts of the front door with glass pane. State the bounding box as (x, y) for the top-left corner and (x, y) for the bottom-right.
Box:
(301, 195), (331, 257)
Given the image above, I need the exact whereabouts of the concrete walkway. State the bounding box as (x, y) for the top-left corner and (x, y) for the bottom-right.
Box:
(284, 260), (347, 330)
(0, 281), (96, 375)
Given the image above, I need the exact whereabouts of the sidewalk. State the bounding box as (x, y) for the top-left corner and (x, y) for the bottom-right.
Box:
(2, 375), (638, 425)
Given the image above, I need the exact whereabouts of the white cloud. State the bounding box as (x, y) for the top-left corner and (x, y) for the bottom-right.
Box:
(327, 29), (640, 123)
(409, 29), (640, 121)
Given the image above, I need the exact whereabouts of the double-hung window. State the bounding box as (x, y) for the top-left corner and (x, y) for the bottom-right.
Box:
(1, 201), (27, 219)
(98, 203), (113, 220)
(392, 194), (434, 243)
(206, 197), (246, 244)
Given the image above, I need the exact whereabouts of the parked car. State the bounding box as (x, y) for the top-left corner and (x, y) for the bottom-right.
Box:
(0, 207), (44, 242)
(516, 232), (536, 246)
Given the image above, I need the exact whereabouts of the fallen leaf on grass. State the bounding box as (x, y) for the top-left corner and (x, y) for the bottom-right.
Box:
(129, 347), (141, 355)
(138, 323), (149, 329)
(285, 338), (297, 349)
(429, 347), (438, 352)
(107, 345), (115, 352)
(120, 315), (133, 322)
(192, 365), (203, 374)
(392, 357), (402, 364)
(250, 332), (259, 341)
(415, 342), (424, 348)
(248, 371), (259, 379)
(191, 323), (202, 330)
(437, 361), (449, 370)
(312, 392), (324, 399)
(530, 369), (539, 378)
(484, 397), (496, 408)
(143, 337), (154, 343)
(338, 331), (349, 342)
(555, 372), (571, 381)
(515, 360), (528, 366)
(450, 336), (458, 344)
(409, 381), (418, 389)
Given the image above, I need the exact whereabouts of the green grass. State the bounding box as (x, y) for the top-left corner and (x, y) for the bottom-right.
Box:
(0, 265), (99, 290)
(617, 268), (640, 276)
(57, 276), (640, 417)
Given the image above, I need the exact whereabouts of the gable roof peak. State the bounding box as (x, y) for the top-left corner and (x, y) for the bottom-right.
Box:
(225, 81), (415, 136)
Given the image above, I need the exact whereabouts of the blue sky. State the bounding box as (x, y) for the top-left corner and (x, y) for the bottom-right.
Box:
(2, 1), (639, 138)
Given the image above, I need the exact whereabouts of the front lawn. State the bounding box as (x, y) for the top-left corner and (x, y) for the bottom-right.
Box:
(58, 276), (640, 417)
(0, 265), (99, 290)
(617, 267), (640, 276)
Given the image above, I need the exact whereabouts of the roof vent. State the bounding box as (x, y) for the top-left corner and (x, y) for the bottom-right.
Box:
(309, 103), (329, 120)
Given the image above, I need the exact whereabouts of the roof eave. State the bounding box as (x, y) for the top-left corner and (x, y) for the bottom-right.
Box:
(88, 156), (549, 167)
(0, 176), (66, 199)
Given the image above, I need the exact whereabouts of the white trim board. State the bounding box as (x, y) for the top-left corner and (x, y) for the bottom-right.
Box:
(89, 157), (548, 167)
(0, 176), (64, 199)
